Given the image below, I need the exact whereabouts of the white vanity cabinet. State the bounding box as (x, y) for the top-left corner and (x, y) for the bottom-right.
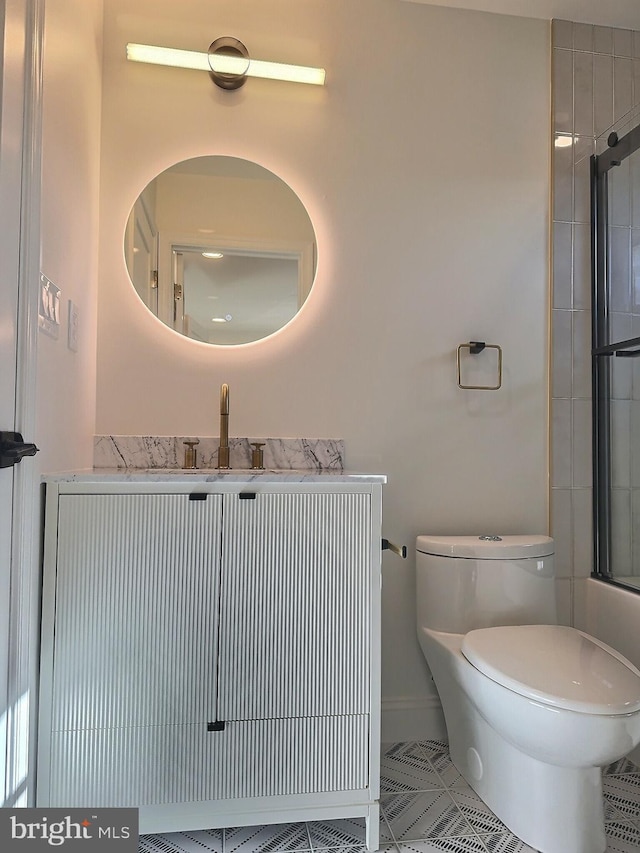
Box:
(37, 476), (383, 849)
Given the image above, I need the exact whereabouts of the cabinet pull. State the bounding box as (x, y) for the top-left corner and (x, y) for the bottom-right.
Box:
(189, 493), (208, 501)
(238, 492), (257, 500)
(207, 721), (226, 731)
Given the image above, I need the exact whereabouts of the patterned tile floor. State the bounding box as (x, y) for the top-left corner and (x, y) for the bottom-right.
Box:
(139, 740), (640, 853)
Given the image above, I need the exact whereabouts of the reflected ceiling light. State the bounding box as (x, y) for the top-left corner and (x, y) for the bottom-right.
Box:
(202, 251), (224, 259)
(212, 314), (233, 323)
(554, 134), (574, 148)
(126, 39), (326, 89)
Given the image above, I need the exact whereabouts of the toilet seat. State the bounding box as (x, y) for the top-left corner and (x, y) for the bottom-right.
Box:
(461, 624), (640, 715)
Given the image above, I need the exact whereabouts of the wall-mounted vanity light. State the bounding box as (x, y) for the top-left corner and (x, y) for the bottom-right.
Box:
(126, 38), (326, 89)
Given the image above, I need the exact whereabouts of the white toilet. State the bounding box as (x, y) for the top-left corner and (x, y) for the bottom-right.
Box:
(416, 534), (640, 853)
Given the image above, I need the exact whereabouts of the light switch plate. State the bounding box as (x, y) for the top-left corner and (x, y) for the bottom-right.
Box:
(38, 273), (60, 339)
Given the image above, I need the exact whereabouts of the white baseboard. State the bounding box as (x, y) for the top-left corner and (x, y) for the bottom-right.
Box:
(381, 695), (447, 744)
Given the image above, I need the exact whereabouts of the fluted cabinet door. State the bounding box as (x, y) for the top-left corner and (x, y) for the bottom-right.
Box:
(218, 492), (371, 722)
(48, 493), (222, 806)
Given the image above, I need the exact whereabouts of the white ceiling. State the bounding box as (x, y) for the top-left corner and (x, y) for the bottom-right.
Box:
(401, 0), (640, 30)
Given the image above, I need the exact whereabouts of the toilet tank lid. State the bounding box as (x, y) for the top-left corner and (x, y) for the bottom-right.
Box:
(416, 534), (554, 560)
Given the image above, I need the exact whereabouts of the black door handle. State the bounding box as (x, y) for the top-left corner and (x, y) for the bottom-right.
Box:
(0, 432), (39, 468)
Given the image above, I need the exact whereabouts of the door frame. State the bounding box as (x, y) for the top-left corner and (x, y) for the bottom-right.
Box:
(1, 0), (44, 807)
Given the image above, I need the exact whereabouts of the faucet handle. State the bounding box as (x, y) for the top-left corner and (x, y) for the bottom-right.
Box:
(183, 439), (199, 469)
(250, 442), (265, 470)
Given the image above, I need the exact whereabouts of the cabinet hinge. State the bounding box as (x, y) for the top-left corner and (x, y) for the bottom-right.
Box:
(207, 721), (226, 732)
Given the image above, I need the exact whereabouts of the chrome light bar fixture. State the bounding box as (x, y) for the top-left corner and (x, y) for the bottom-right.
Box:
(126, 38), (326, 89)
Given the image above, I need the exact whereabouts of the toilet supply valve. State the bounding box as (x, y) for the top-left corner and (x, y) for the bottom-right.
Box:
(250, 442), (265, 470)
(183, 439), (199, 469)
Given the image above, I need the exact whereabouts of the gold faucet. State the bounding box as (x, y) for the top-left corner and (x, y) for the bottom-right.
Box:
(217, 383), (230, 469)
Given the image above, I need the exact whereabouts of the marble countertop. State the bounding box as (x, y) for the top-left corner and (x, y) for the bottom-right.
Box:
(43, 468), (387, 484)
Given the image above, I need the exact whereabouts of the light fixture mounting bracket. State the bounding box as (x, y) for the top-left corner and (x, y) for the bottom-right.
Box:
(208, 37), (250, 90)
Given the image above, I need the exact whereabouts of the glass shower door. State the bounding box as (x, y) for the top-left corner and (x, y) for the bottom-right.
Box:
(592, 111), (640, 590)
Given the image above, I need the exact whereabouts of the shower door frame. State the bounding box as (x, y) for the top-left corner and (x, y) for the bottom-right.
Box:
(591, 124), (640, 591)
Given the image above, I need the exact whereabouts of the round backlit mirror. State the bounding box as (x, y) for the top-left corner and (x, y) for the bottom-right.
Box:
(124, 156), (317, 345)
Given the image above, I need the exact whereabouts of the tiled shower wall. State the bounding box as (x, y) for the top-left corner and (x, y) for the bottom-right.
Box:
(551, 20), (640, 597)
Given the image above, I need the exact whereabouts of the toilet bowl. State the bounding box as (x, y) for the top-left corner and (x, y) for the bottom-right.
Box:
(416, 535), (640, 853)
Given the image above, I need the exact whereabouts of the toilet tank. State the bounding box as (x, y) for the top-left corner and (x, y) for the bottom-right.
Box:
(416, 535), (556, 634)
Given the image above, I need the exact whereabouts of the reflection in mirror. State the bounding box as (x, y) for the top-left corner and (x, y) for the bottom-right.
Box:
(124, 156), (317, 345)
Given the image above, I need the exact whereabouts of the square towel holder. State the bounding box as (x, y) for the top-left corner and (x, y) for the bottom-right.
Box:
(456, 341), (503, 390)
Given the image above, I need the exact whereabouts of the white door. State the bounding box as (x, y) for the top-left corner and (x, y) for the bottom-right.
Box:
(0, 0), (42, 807)
(0, 0), (27, 806)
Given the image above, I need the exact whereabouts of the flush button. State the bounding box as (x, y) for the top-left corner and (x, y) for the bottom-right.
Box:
(479, 535), (502, 541)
